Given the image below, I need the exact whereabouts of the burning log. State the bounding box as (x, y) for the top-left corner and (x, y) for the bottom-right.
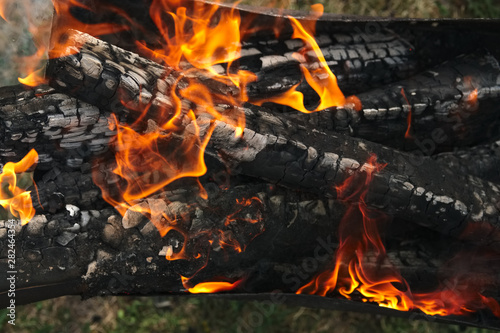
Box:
(64, 0), (500, 154)
(271, 52), (500, 151)
(46, 30), (500, 155)
(1, 0), (500, 329)
(41, 29), (500, 237)
(2, 81), (499, 238)
(242, 29), (418, 97)
(0, 178), (488, 305)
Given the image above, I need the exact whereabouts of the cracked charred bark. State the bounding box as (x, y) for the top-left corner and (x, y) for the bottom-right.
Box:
(0, 4), (499, 327)
(41, 30), (500, 237)
(0, 177), (485, 307)
(1, 83), (499, 239)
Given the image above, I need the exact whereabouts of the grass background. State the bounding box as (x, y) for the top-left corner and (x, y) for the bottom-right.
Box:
(1, 0), (500, 332)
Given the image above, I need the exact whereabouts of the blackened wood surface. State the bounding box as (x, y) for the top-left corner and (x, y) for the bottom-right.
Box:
(435, 140), (500, 183)
(0, 179), (474, 305)
(2, 82), (499, 240)
(43, 30), (500, 238)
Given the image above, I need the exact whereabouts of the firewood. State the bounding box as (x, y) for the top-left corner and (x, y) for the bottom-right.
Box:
(42, 30), (500, 238)
(0, 2), (499, 327)
(0, 179), (468, 306)
(47, 30), (500, 155)
(4, 80), (496, 239)
(242, 28), (418, 97)
(0, 85), (113, 171)
(66, 1), (500, 154)
(267, 53), (500, 151)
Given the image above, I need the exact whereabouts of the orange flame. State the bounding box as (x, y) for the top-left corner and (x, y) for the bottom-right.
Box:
(0, 149), (38, 225)
(297, 154), (500, 317)
(97, 112), (214, 217)
(0, 0), (12, 21)
(93, 1), (266, 257)
(253, 4), (347, 113)
(182, 276), (243, 293)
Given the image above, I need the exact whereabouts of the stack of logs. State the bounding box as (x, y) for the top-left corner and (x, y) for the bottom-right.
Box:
(1, 1), (500, 329)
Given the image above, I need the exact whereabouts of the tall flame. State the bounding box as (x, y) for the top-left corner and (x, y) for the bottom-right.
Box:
(98, 112), (214, 218)
(253, 4), (349, 113)
(297, 155), (500, 317)
(0, 149), (38, 225)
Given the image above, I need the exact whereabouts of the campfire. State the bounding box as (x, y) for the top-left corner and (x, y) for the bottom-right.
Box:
(1, 0), (500, 329)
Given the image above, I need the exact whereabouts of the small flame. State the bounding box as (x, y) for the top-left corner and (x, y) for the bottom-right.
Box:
(0, 0), (12, 21)
(0, 149), (38, 225)
(18, 68), (47, 87)
(182, 276), (243, 293)
(0, 0), (129, 86)
(400, 88), (412, 139)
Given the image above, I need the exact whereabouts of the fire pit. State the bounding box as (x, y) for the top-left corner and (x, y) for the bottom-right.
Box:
(1, 0), (500, 330)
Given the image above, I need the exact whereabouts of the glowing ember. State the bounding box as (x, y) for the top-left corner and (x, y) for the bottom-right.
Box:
(0, 149), (38, 225)
(400, 88), (412, 139)
(219, 196), (264, 253)
(466, 88), (478, 106)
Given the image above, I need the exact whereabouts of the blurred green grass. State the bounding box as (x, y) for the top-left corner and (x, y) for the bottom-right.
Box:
(1, 296), (498, 333)
(1, 0), (500, 332)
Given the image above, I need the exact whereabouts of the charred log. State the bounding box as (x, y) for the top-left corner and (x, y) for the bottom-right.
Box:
(0, 178), (489, 306)
(73, 1), (500, 87)
(266, 52), (500, 151)
(0, 85), (112, 171)
(242, 29), (417, 97)
(40, 30), (500, 238)
(46, 30), (500, 158)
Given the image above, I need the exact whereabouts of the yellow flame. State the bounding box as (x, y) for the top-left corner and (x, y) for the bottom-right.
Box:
(0, 149), (38, 225)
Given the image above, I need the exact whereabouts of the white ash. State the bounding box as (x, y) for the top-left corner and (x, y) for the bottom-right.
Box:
(432, 195), (454, 205)
(65, 204), (80, 217)
(80, 211), (91, 227)
(453, 200), (468, 216)
(25, 215), (47, 236)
